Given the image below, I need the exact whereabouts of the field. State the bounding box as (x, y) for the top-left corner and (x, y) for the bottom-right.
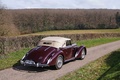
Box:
(22, 29), (120, 36)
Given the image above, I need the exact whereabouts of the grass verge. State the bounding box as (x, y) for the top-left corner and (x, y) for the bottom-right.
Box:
(0, 48), (30, 70)
(57, 49), (120, 80)
(76, 37), (120, 48)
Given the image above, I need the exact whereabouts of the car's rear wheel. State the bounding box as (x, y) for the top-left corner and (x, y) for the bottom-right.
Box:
(55, 55), (63, 70)
(80, 49), (86, 60)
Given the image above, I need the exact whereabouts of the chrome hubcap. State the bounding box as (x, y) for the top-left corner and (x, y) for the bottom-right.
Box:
(81, 50), (85, 59)
(57, 56), (63, 68)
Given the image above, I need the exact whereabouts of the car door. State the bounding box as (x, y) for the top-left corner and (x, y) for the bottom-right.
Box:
(61, 40), (74, 60)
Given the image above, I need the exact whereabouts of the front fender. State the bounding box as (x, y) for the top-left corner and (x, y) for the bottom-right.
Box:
(76, 46), (87, 58)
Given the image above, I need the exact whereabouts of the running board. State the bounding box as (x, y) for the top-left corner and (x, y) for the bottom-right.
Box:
(64, 57), (75, 62)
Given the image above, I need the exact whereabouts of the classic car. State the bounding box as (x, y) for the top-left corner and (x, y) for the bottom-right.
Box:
(20, 37), (87, 69)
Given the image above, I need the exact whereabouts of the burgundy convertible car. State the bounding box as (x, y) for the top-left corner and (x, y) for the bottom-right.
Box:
(20, 37), (87, 69)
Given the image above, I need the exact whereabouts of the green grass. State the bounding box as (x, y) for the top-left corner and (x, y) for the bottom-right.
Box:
(21, 29), (120, 36)
(0, 48), (30, 70)
(57, 49), (120, 80)
(77, 37), (120, 48)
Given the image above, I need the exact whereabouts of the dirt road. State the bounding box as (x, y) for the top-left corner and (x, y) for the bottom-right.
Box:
(0, 40), (120, 80)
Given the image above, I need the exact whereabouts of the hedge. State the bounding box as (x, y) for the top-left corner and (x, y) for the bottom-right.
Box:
(0, 33), (120, 54)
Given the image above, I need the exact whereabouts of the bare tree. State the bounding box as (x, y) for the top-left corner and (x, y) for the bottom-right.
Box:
(0, 1), (9, 36)
(0, 1), (19, 36)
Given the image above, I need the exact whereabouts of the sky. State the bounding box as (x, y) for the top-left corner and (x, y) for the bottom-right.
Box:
(0, 0), (120, 9)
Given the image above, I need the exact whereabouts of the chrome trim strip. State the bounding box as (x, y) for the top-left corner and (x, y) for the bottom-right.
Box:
(65, 57), (75, 62)
(43, 49), (56, 62)
(52, 50), (63, 59)
(35, 46), (41, 50)
(44, 46), (51, 51)
(77, 47), (84, 54)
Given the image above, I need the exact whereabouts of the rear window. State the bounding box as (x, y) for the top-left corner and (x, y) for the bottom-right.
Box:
(38, 40), (64, 48)
(43, 42), (52, 45)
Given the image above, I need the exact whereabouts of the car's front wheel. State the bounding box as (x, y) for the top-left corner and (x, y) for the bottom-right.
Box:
(55, 55), (63, 70)
(80, 49), (86, 60)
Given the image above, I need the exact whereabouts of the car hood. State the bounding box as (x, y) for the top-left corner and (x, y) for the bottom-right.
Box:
(25, 46), (57, 63)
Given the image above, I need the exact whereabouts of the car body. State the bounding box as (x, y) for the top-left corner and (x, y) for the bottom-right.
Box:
(20, 37), (87, 69)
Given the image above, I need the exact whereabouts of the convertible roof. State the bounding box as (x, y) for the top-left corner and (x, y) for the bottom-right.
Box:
(41, 36), (71, 42)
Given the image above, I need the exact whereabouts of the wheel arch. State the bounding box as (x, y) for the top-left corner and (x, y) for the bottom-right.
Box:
(48, 50), (64, 66)
(75, 46), (87, 58)
(83, 47), (87, 55)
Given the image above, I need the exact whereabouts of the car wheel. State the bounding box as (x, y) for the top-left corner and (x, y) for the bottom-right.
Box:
(80, 49), (86, 60)
(55, 55), (63, 70)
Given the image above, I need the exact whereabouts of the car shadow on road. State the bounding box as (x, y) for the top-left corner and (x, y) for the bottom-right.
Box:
(12, 59), (77, 73)
(12, 60), (56, 73)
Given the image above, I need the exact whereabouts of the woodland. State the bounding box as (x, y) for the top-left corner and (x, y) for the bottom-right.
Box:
(0, 8), (120, 36)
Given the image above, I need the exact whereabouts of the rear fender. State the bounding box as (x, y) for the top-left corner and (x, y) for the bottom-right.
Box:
(47, 50), (64, 66)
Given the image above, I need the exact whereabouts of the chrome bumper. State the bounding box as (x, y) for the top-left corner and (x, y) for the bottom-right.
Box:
(20, 60), (49, 67)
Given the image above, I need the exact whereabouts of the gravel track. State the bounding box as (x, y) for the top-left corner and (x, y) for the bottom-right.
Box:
(0, 40), (120, 80)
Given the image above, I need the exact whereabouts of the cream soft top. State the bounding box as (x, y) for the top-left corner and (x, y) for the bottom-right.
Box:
(38, 37), (71, 48)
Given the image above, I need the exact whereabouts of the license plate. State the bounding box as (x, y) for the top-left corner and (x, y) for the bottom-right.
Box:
(25, 60), (35, 65)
